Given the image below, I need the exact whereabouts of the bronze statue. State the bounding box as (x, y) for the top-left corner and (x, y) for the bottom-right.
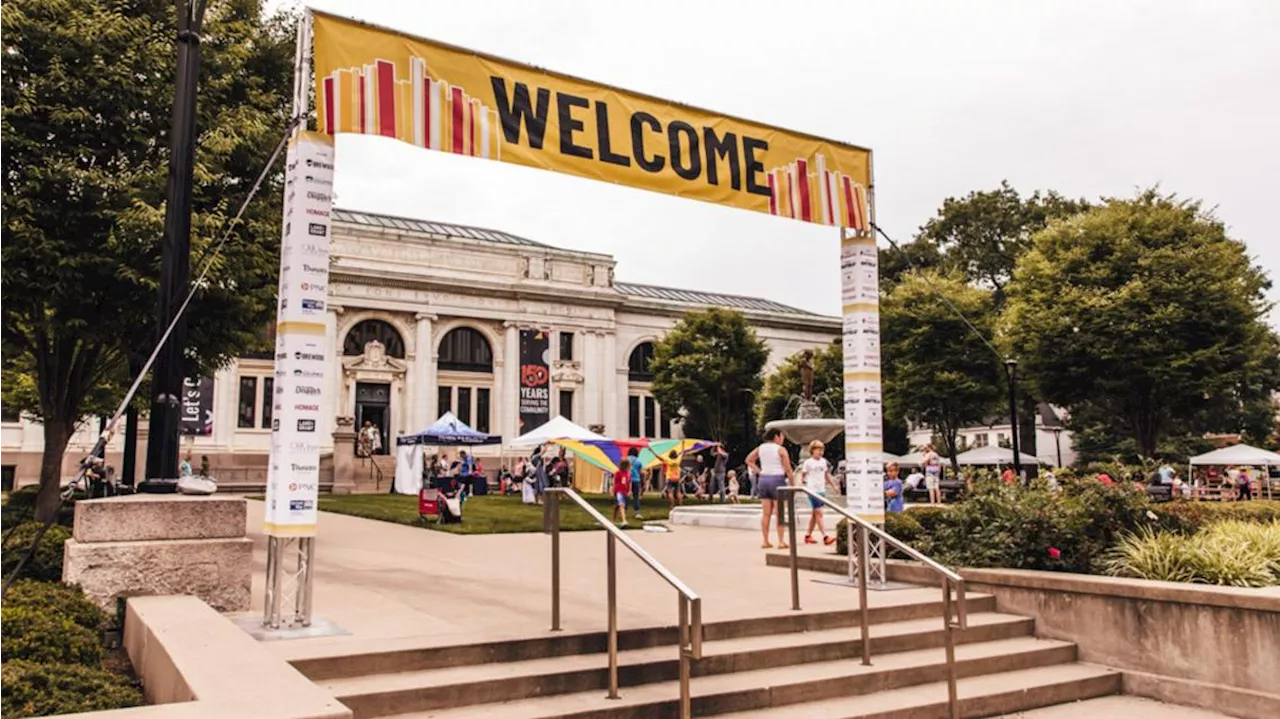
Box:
(799, 349), (815, 401)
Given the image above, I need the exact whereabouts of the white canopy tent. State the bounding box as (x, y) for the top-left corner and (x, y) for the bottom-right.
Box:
(506, 415), (607, 450)
(1188, 443), (1279, 499)
(898, 451), (950, 467)
(1188, 444), (1280, 466)
(953, 445), (1047, 467)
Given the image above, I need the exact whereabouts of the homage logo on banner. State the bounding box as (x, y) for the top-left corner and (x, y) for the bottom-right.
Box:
(310, 11), (871, 229)
(518, 329), (550, 433)
(179, 377), (214, 436)
(265, 131), (334, 537)
(841, 234), (885, 524)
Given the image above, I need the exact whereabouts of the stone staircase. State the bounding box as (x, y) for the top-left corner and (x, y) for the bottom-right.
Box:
(293, 593), (1120, 719)
(352, 455), (396, 493)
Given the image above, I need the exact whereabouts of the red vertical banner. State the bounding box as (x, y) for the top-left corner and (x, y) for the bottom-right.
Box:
(767, 174), (777, 215)
(376, 60), (396, 138)
(357, 74), (366, 134)
(451, 87), (464, 154)
(323, 77), (335, 133)
(796, 159), (811, 222)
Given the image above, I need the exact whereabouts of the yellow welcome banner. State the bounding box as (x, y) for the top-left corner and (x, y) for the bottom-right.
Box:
(311, 11), (872, 229)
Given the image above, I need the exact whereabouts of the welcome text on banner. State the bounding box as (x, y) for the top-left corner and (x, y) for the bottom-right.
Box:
(311, 11), (872, 229)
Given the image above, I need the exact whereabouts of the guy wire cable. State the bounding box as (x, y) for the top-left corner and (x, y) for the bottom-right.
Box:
(2, 115), (302, 595)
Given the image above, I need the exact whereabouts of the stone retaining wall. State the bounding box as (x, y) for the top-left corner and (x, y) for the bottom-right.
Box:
(768, 553), (1280, 719)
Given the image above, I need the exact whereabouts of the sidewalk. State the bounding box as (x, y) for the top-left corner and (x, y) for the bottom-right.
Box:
(240, 500), (952, 662)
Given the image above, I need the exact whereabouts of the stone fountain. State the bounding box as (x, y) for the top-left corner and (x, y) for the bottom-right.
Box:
(764, 350), (845, 444)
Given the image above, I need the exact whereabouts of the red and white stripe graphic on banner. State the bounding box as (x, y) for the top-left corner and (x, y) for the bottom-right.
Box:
(766, 154), (868, 231)
(319, 56), (500, 161)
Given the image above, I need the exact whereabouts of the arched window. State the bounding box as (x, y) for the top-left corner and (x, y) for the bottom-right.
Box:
(628, 342), (655, 382)
(343, 320), (405, 358)
(439, 327), (493, 373)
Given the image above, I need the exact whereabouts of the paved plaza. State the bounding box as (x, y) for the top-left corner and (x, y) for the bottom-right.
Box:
(243, 500), (950, 663)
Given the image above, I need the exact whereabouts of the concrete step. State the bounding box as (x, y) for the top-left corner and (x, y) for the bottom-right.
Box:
(367, 636), (1081, 719)
(294, 595), (998, 681)
(712, 663), (1121, 718)
(326, 612), (1034, 717)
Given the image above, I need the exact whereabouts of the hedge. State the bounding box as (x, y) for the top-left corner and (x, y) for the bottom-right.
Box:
(1106, 520), (1280, 587)
(4, 579), (109, 632)
(1, 485), (79, 528)
(1, 660), (143, 718)
(0, 606), (103, 666)
(0, 522), (71, 582)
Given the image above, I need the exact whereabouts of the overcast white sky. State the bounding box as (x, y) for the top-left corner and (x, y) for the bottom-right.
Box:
(299, 0), (1280, 323)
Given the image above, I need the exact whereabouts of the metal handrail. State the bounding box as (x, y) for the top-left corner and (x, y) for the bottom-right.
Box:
(778, 486), (967, 719)
(544, 487), (703, 718)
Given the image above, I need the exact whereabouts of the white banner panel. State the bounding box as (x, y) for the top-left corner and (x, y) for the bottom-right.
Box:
(841, 234), (884, 524)
(265, 131), (335, 537)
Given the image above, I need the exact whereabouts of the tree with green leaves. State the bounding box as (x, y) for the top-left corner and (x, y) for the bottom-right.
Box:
(2, 0), (295, 521)
(918, 180), (1091, 306)
(881, 271), (1004, 468)
(1004, 190), (1280, 459)
(649, 308), (769, 457)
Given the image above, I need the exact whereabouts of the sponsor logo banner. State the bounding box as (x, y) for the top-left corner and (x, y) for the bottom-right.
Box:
(518, 328), (550, 433)
(312, 11), (871, 229)
(265, 131), (333, 537)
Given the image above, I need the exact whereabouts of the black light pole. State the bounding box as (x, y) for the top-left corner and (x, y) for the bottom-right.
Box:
(1004, 359), (1023, 485)
(142, 1), (208, 492)
(121, 357), (140, 487)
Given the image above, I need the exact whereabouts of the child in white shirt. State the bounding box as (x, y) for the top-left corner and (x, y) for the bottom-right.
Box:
(800, 440), (837, 546)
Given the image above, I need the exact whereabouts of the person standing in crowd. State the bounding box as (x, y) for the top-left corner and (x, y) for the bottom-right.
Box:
(710, 444), (729, 502)
(884, 461), (905, 514)
(726, 470), (741, 503)
(662, 449), (683, 508)
(922, 444), (942, 504)
(531, 445), (547, 503)
(746, 427), (795, 550)
(1238, 466), (1254, 501)
(628, 447), (645, 520)
(1001, 465), (1016, 484)
(612, 457), (632, 526)
(358, 420), (382, 457)
(800, 440), (837, 545)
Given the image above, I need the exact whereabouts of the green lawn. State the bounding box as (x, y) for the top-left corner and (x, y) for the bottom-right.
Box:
(313, 493), (750, 534)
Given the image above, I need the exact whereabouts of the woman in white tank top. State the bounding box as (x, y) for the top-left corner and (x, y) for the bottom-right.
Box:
(746, 428), (795, 549)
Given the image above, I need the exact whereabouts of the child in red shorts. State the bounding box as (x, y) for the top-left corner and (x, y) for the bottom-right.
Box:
(612, 457), (632, 526)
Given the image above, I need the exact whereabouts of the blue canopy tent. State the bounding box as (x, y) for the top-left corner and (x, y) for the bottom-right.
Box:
(397, 411), (502, 446)
(394, 412), (501, 494)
